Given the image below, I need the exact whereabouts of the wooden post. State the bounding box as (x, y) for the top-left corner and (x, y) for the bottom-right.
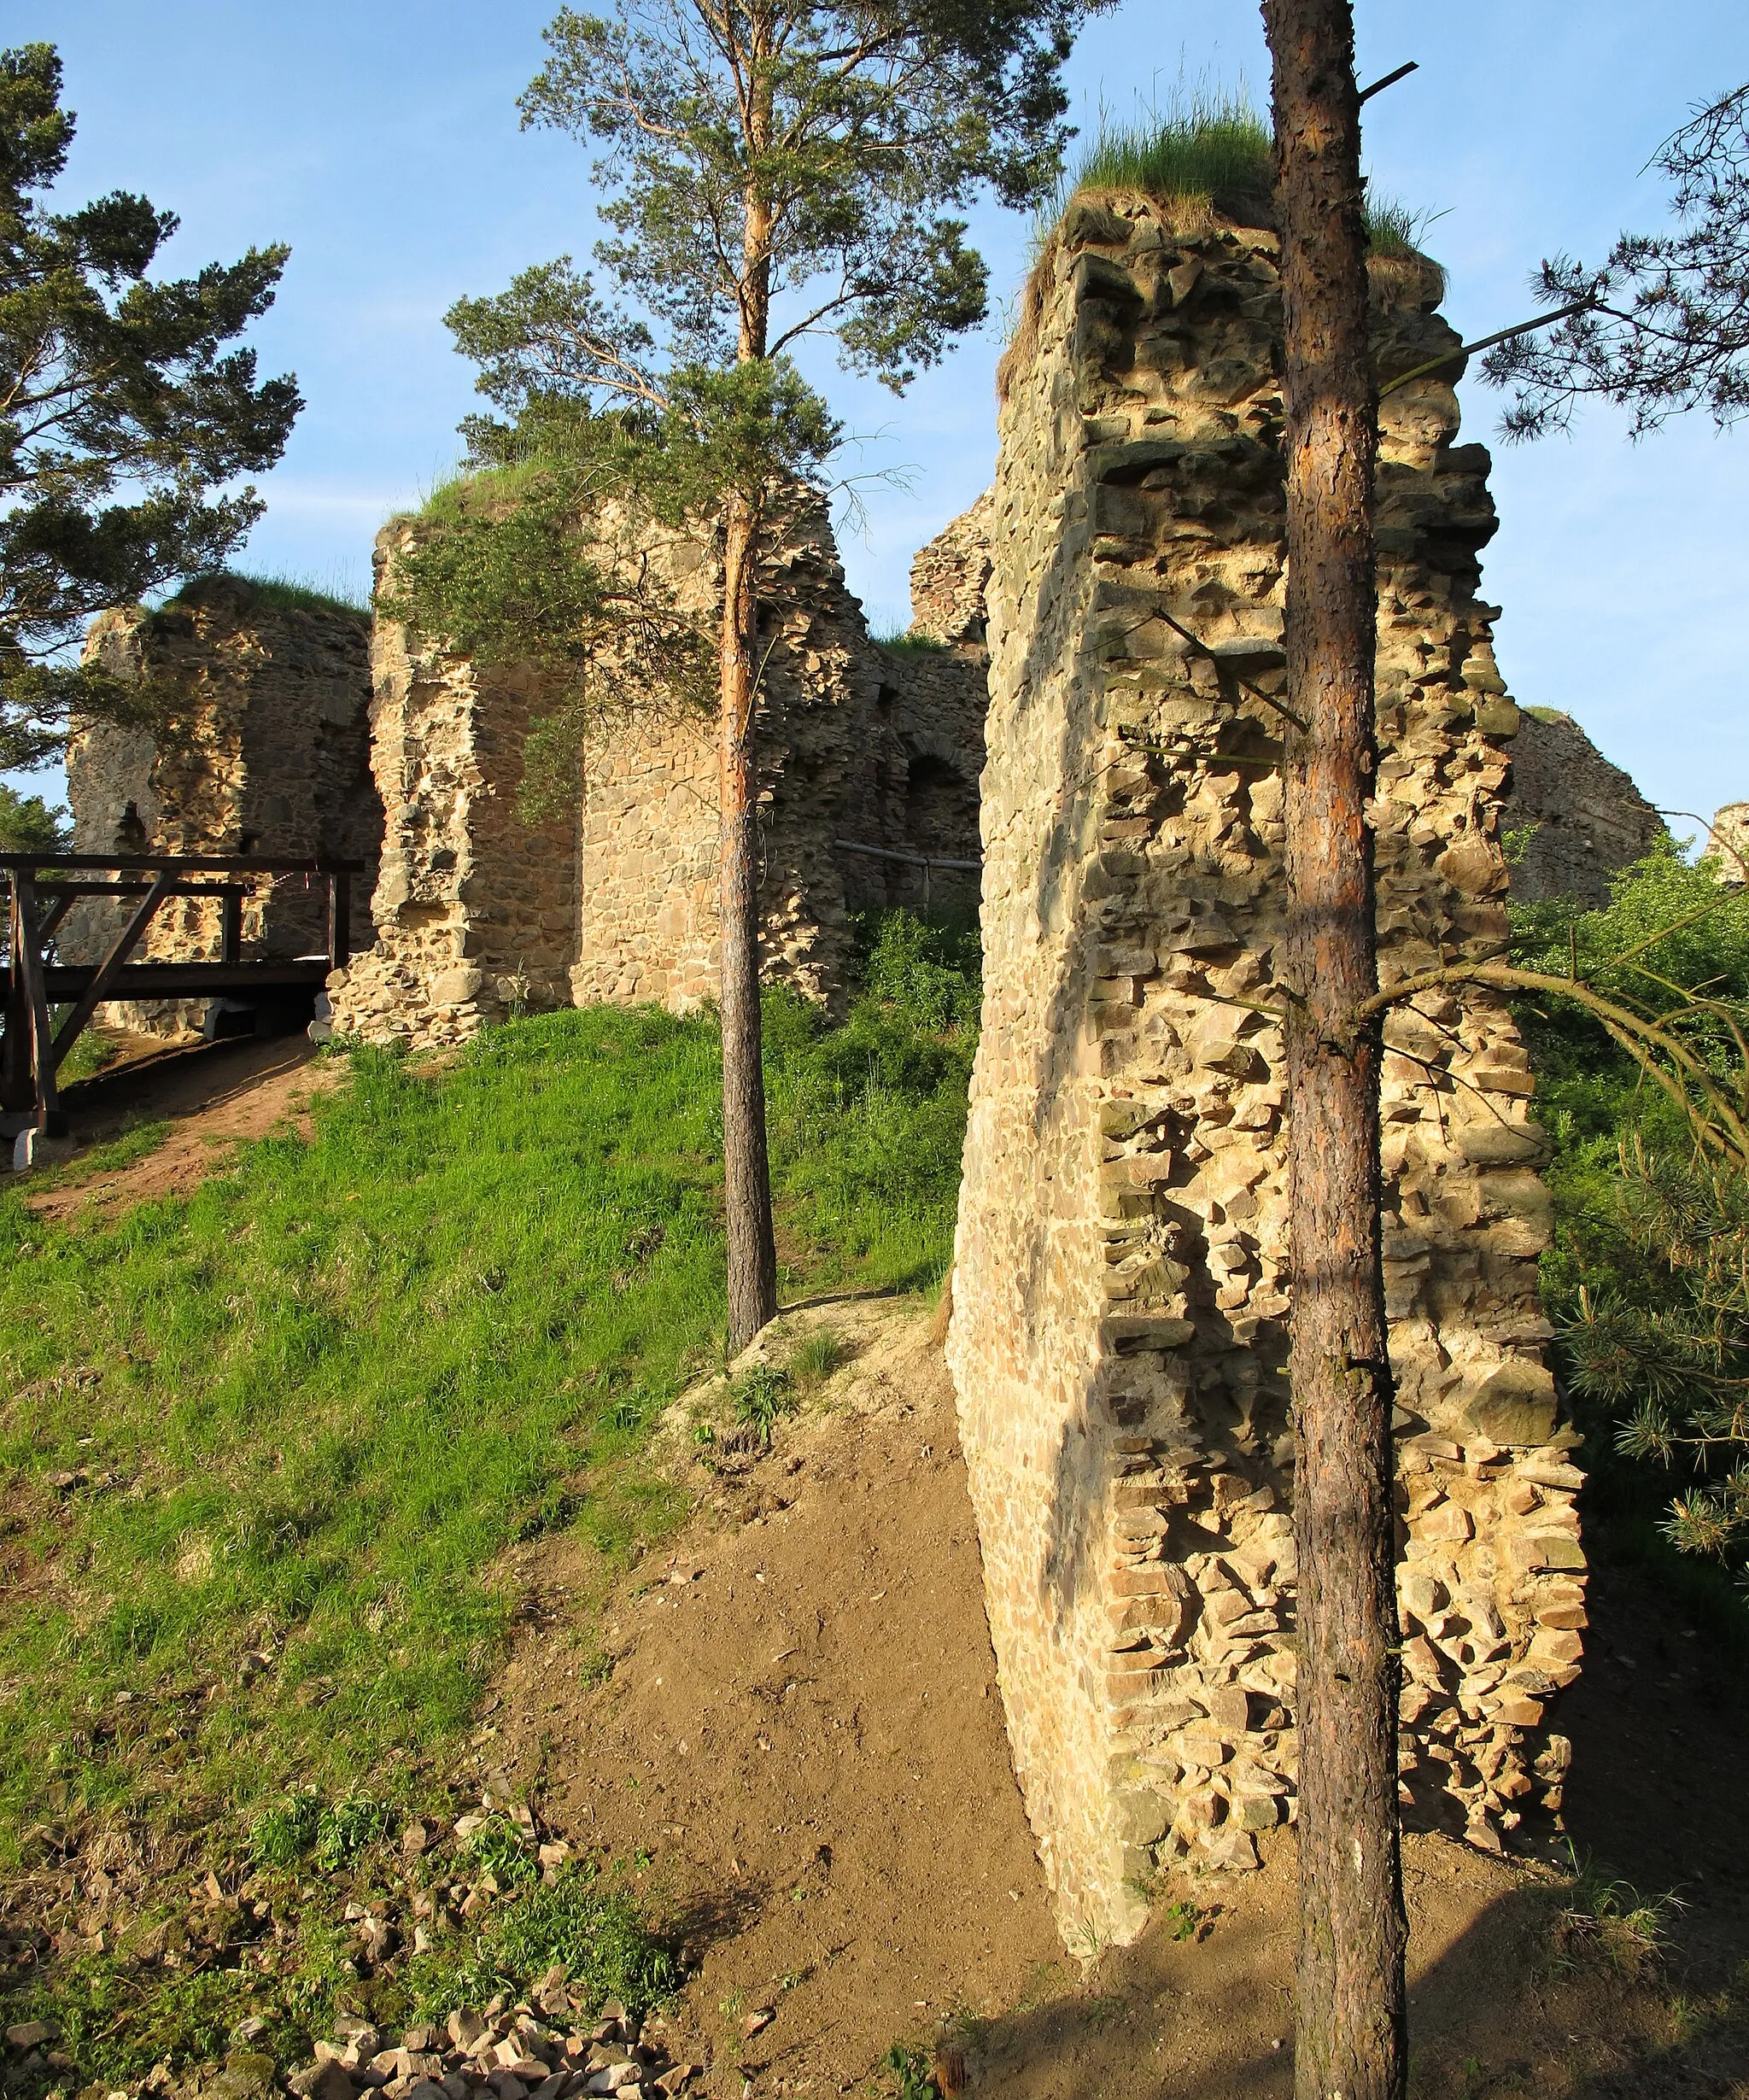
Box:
(221, 886), (243, 965)
(328, 870), (352, 970)
(49, 870), (175, 1074)
(13, 876), (64, 1132)
(1, 881), (32, 1115)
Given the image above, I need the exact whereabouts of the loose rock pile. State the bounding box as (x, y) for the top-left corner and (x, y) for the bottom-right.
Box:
(289, 1998), (696, 2100)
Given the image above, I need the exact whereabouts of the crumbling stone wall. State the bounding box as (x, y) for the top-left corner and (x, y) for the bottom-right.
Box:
(946, 198), (1582, 1949)
(324, 524), (581, 1047)
(1502, 708), (1663, 904)
(569, 506), (871, 1015)
(833, 517), (990, 921)
(909, 488), (994, 647)
(332, 500), (990, 1044)
(67, 576), (379, 1032)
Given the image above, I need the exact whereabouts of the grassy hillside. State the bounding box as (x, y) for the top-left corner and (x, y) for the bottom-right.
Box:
(0, 914), (974, 1864)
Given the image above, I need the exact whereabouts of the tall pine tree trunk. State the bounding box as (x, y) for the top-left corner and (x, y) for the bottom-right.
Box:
(1263, 3), (1408, 2094)
(718, 487), (779, 1353)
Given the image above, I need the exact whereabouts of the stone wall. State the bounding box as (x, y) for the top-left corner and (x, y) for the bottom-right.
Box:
(331, 501), (990, 1044)
(67, 576), (378, 1032)
(323, 524), (582, 1047)
(909, 488), (994, 647)
(1502, 707), (1663, 904)
(945, 197), (1582, 1949)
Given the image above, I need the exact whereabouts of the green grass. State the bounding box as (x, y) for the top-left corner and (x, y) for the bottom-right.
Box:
(172, 570), (371, 620)
(1066, 90), (1273, 211)
(872, 626), (949, 657)
(0, 913), (974, 1863)
(1048, 86), (1440, 263)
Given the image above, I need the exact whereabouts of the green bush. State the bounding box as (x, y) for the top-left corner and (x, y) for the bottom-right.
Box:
(1512, 845), (1749, 1600)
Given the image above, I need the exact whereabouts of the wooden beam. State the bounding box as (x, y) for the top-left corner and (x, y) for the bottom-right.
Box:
(328, 870), (352, 970)
(49, 870), (175, 1073)
(1, 885), (33, 1114)
(13, 877), (61, 1128)
(1, 961), (332, 1000)
(0, 852), (365, 875)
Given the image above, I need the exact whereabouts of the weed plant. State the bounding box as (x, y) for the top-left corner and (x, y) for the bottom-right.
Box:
(731, 1363), (796, 1444)
(0, 911), (978, 1860)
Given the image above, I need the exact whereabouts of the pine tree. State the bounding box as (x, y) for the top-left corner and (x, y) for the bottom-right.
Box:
(1484, 81), (1749, 436)
(1262, 2), (1407, 2093)
(0, 43), (301, 772)
(413, 0), (1094, 1348)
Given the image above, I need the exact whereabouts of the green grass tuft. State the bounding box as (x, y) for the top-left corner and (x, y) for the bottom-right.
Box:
(1046, 85), (1439, 264)
(171, 570), (370, 620)
(434, 1865), (681, 2021)
(1067, 90), (1272, 210)
(789, 1325), (848, 1389)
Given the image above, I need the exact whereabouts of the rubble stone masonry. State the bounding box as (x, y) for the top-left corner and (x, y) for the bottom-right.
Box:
(945, 198), (1583, 1948)
(1501, 707), (1663, 906)
(67, 576), (378, 1032)
(330, 502), (988, 1044)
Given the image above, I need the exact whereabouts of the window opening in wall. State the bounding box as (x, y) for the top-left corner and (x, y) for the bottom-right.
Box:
(114, 801), (148, 853)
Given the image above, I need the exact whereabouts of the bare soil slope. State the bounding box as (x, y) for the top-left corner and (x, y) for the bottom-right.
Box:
(484, 1307), (1749, 2100)
(19, 1033), (333, 1221)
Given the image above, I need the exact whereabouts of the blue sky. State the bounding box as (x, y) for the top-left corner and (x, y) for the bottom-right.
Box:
(19, 1), (1749, 832)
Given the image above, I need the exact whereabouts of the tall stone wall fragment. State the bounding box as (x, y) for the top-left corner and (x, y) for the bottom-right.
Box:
(1501, 708), (1663, 904)
(946, 199), (1582, 1949)
(909, 490), (994, 647)
(67, 575), (379, 1033)
(834, 504), (991, 919)
(569, 505), (869, 1013)
(325, 524), (581, 1047)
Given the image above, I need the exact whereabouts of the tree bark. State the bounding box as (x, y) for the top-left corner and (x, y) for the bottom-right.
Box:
(718, 487), (779, 1353)
(1262, 3), (1407, 2096)
(712, 2), (780, 1355)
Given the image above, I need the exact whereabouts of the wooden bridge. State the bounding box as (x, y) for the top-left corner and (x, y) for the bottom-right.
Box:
(2, 852), (363, 1139)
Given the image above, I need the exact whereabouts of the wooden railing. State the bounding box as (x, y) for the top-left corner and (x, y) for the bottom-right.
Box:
(2, 853), (365, 1138)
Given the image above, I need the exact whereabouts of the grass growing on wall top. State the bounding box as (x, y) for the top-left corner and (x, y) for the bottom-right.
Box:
(1048, 87), (1440, 262)
(1065, 90), (1272, 213)
(0, 912), (976, 1861)
(170, 570), (371, 620)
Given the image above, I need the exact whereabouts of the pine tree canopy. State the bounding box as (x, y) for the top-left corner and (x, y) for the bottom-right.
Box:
(513, 0), (1090, 391)
(1486, 81), (1749, 438)
(0, 42), (301, 769)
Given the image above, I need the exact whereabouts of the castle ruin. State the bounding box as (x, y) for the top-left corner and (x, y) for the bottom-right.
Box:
(945, 199), (1584, 1945)
(325, 503), (988, 1044)
(52, 211), (1706, 1957)
(66, 575), (380, 1034)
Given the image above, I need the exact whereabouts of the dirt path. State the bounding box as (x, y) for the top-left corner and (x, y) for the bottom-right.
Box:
(20, 1033), (336, 1222)
(484, 1308), (1749, 2100)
